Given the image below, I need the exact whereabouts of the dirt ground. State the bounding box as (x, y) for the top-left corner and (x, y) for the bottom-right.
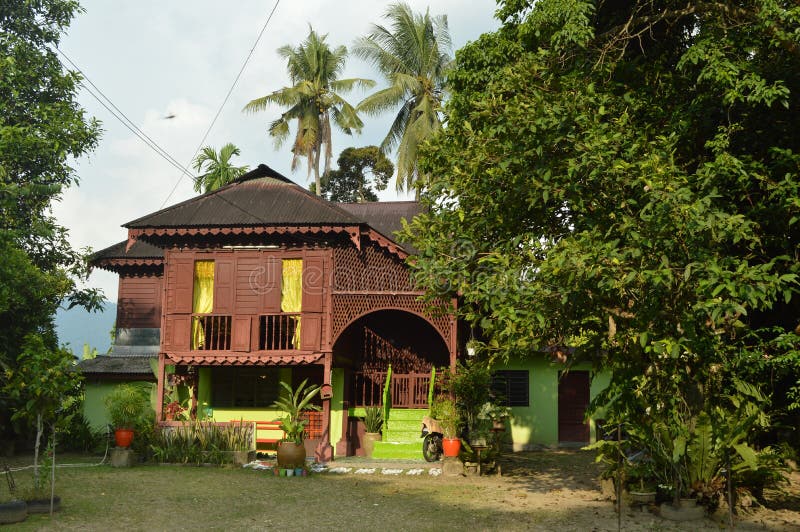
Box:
(486, 450), (800, 531)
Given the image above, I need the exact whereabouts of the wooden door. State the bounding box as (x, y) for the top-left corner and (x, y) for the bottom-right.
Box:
(558, 371), (590, 443)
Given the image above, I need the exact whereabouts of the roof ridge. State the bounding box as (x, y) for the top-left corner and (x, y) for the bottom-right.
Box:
(124, 164), (296, 228)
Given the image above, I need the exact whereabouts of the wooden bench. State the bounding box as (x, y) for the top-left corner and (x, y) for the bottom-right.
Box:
(241, 420), (285, 449)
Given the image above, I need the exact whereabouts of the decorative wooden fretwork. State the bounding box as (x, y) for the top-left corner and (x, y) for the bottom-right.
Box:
(362, 326), (431, 373)
(333, 244), (413, 292)
(331, 293), (452, 348)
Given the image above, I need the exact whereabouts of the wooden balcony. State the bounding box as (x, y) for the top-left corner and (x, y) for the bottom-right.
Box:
(169, 311), (321, 357)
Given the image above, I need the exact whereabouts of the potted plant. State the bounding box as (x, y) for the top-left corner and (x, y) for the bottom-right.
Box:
(431, 396), (461, 457)
(272, 379), (321, 468)
(104, 384), (149, 448)
(361, 406), (383, 458)
(222, 420), (256, 466)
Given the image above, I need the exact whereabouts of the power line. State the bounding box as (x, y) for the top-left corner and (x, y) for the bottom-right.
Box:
(159, 0), (282, 208)
(54, 47), (195, 181)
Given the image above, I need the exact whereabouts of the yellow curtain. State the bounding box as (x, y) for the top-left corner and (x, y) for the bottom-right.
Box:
(191, 261), (215, 349)
(281, 259), (302, 348)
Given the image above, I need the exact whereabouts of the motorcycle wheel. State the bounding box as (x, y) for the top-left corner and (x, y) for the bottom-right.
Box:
(422, 433), (443, 462)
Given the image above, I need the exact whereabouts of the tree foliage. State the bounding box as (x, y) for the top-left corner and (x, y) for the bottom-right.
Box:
(192, 143), (249, 193)
(354, 2), (451, 196)
(244, 28), (374, 196)
(0, 0), (101, 440)
(404, 0), (800, 471)
(319, 145), (393, 202)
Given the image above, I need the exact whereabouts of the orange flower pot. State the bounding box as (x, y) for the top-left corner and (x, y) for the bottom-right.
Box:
(442, 437), (461, 457)
(114, 429), (134, 448)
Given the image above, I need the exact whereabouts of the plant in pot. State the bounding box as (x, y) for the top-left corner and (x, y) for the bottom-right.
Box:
(272, 379), (320, 469)
(104, 383), (150, 448)
(431, 396), (462, 457)
(222, 420), (256, 466)
(361, 407), (383, 458)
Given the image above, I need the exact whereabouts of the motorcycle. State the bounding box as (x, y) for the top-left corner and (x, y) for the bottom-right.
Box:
(420, 415), (443, 462)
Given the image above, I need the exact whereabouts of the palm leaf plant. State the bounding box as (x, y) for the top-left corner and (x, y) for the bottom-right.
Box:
(192, 143), (249, 193)
(353, 2), (452, 196)
(272, 379), (321, 445)
(244, 28), (373, 196)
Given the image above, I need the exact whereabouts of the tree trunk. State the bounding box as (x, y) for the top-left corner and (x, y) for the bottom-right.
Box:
(313, 144), (322, 196)
(33, 413), (42, 489)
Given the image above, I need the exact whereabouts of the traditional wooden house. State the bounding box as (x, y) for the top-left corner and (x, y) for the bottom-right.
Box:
(85, 165), (457, 460)
(83, 164), (609, 458)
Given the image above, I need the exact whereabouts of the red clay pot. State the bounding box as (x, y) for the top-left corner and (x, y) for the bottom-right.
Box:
(442, 437), (461, 457)
(114, 429), (134, 448)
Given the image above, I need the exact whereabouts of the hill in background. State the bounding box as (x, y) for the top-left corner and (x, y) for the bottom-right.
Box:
(55, 302), (116, 358)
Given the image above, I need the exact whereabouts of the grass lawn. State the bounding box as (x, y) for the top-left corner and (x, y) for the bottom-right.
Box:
(3, 451), (799, 531)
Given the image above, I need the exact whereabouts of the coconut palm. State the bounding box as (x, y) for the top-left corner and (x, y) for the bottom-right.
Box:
(354, 2), (452, 197)
(192, 143), (249, 193)
(244, 28), (374, 196)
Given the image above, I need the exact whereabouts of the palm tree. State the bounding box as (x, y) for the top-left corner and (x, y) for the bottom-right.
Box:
(192, 143), (249, 193)
(354, 2), (452, 197)
(244, 28), (374, 196)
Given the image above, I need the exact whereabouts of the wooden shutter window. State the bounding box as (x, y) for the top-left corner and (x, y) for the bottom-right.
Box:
(214, 258), (235, 314)
(302, 256), (325, 313)
(262, 255), (281, 313)
(171, 257), (195, 314)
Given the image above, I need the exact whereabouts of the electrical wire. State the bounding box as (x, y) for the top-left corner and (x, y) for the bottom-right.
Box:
(159, 0), (282, 208)
(54, 47), (195, 181)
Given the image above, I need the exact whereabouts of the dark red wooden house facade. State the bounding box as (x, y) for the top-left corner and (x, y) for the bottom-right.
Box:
(90, 165), (457, 460)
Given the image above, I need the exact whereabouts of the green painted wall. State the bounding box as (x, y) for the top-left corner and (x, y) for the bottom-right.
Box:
(495, 357), (610, 450)
(83, 381), (150, 431)
(330, 368), (344, 456)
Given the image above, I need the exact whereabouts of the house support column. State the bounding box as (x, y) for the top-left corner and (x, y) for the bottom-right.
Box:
(155, 353), (166, 422)
(316, 351), (334, 462)
(335, 370), (352, 457)
(449, 297), (458, 370)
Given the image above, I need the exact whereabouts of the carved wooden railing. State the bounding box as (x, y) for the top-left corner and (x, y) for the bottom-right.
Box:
(352, 371), (431, 409)
(191, 315), (232, 350)
(258, 313), (301, 350)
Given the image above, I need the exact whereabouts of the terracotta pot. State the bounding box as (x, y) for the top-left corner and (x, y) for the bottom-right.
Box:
(442, 437), (461, 457)
(276, 441), (306, 468)
(114, 429), (134, 448)
(362, 432), (382, 458)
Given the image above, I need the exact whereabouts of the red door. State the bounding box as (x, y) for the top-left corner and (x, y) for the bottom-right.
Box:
(558, 371), (590, 443)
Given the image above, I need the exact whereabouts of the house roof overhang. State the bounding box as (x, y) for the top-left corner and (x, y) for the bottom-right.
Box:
(165, 352), (326, 366)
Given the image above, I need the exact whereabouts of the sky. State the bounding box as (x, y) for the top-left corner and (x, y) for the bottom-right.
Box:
(53, 0), (501, 301)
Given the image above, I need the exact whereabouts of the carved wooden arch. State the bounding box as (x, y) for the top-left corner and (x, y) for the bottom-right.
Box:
(331, 305), (450, 355)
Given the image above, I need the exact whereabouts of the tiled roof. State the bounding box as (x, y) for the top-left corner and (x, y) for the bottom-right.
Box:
(91, 239), (164, 261)
(335, 201), (424, 242)
(124, 164), (363, 229)
(78, 355), (156, 376)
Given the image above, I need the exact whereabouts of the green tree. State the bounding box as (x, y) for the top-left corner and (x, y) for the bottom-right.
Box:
(0, 0), (101, 442)
(3, 334), (82, 493)
(320, 145), (393, 202)
(404, 0), (800, 494)
(354, 2), (451, 196)
(192, 143), (249, 193)
(244, 28), (373, 196)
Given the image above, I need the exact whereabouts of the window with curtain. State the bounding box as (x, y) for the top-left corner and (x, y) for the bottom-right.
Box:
(191, 260), (215, 349)
(281, 259), (302, 349)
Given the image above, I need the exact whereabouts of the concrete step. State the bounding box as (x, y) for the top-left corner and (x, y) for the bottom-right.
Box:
(372, 441), (423, 460)
(387, 408), (428, 422)
(386, 418), (423, 433)
(383, 430), (421, 444)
